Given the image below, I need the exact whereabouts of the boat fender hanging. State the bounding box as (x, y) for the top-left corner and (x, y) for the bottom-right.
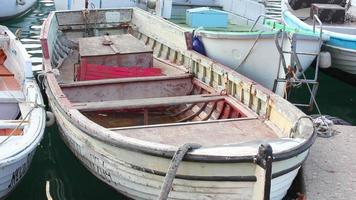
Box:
(46, 111), (55, 127)
(319, 51), (332, 69)
(16, 0), (26, 6)
(192, 29), (206, 56)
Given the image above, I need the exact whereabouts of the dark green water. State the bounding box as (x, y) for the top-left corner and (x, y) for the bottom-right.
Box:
(0, 0), (355, 199)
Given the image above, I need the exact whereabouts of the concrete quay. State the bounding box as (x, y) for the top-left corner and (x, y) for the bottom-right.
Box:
(302, 125), (356, 199)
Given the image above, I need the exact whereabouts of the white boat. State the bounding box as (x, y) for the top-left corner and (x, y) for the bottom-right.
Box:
(163, 0), (324, 98)
(0, 26), (46, 199)
(282, 0), (356, 78)
(41, 8), (316, 200)
(0, 0), (37, 21)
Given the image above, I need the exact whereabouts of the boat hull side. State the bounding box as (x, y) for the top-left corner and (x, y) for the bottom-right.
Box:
(200, 34), (288, 96)
(323, 44), (356, 74)
(0, 149), (36, 199)
(0, 0), (37, 21)
(200, 32), (320, 96)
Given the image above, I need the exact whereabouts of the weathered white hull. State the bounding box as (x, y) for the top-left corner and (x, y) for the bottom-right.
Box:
(0, 149), (36, 199)
(323, 44), (356, 75)
(48, 94), (308, 200)
(0, 80), (45, 199)
(200, 33), (321, 96)
(0, 0), (37, 21)
(41, 8), (316, 200)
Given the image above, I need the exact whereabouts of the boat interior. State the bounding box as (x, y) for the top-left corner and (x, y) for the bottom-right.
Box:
(48, 9), (281, 146)
(286, 0), (356, 34)
(0, 35), (25, 136)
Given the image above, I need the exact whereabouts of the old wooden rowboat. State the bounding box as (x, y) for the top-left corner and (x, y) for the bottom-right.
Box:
(0, 25), (46, 199)
(40, 8), (316, 200)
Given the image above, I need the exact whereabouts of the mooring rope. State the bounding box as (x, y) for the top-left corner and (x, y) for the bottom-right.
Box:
(158, 143), (201, 200)
(233, 32), (263, 70)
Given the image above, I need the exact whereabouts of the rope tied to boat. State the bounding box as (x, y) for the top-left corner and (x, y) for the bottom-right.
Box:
(233, 31), (263, 70)
(0, 92), (45, 145)
(0, 105), (35, 145)
(158, 143), (201, 200)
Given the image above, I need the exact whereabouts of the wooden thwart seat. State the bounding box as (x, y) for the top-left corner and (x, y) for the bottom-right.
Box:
(0, 120), (28, 129)
(112, 118), (277, 147)
(60, 74), (192, 88)
(0, 120), (27, 136)
(0, 129), (23, 136)
(72, 94), (225, 111)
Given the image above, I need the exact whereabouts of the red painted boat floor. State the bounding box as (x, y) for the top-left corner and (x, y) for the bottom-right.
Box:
(0, 50), (20, 91)
(0, 76), (21, 91)
(0, 64), (13, 76)
(77, 60), (162, 81)
(0, 129), (23, 136)
(0, 65), (21, 91)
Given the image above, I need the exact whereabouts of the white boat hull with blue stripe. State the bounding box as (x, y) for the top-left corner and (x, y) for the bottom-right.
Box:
(282, 0), (356, 75)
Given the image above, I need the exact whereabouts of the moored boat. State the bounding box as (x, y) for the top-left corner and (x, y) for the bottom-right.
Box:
(0, 26), (46, 199)
(41, 8), (316, 200)
(0, 0), (37, 21)
(282, 0), (356, 80)
(159, 0), (325, 98)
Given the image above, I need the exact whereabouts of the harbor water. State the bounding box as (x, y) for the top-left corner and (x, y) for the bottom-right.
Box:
(1, 0), (355, 199)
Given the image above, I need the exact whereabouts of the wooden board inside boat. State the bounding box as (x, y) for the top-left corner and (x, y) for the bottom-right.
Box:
(110, 118), (277, 146)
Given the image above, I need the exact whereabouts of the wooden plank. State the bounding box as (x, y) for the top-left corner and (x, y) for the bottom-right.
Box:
(0, 120), (28, 129)
(72, 94), (225, 111)
(112, 118), (277, 146)
(0, 91), (24, 103)
(60, 74), (192, 88)
(0, 76), (21, 91)
(55, 9), (132, 26)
